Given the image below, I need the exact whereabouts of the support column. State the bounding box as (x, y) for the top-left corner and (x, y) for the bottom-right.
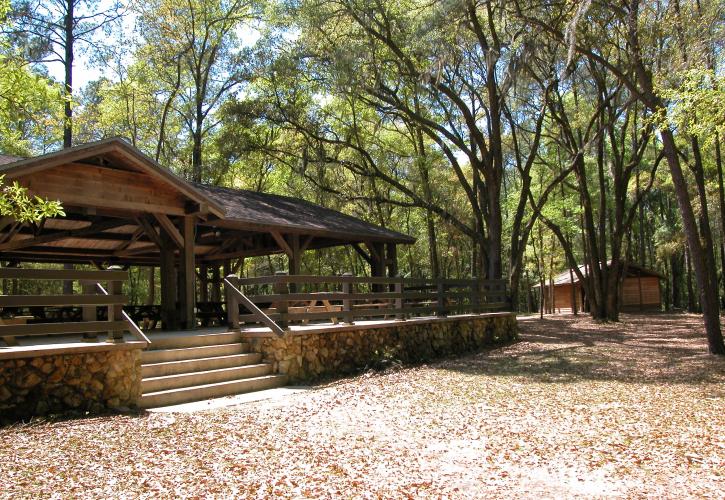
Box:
(368, 242), (386, 277)
(159, 232), (178, 330)
(288, 234), (301, 293)
(200, 264), (209, 303)
(289, 234), (301, 276)
(148, 267), (155, 305)
(179, 215), (196, 330)
(211, 265), (221, 302)
(368, 241), (386, 293)
(386, 243), (398, 279)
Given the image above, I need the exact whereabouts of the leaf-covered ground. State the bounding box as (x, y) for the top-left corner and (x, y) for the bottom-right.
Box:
(2, 313), (724, 498)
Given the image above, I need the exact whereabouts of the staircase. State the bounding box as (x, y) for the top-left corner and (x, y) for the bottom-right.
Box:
(140, 330), (287, 409)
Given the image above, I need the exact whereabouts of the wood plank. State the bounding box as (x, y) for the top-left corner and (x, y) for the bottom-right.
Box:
(0, 321), (128, 336)
(154, 213), (184, 248)
(270, 230), (294, 257)
(135, 216), (162, 249)
(0, 219), (130, 252)
(351, 243), (372, 264)
(0, 294), (126, 307)
(180, 215), (196, 329)
(224, 277), (285, 336)
(0, 268), (128, 281)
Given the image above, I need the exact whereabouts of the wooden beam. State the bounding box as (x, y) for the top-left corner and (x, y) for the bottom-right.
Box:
(0, 219), (131, 252)
(365, 241), (382, 261)
(289, 234), (301, 276)
(205, 235), (241, 256)
(352, 243), (373, 264)
(159, 231), (178, 330)
(0, 217), (14, 233)
(154, 213), (183, 248)
(0, 222), (24, 245)
(179, 215), (196, 329)
(136, 216), (163, 248)
(114, 244), (158, 257)
(270, 230), (294, 257)
(113, 226), (144, 253)
(300, 235), (314, 253)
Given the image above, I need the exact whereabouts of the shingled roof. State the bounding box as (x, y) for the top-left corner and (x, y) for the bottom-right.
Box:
(0, 154), (22, 166)
(534, 262), (664, 287)
(194, 183), (415, 244)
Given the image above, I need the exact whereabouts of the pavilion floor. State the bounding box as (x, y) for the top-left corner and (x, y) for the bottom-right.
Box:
(3, 313), (512, 348)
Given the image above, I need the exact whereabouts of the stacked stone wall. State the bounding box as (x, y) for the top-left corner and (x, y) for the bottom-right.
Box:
(248, 314), (517, 383)
(0, 348), (141, 422)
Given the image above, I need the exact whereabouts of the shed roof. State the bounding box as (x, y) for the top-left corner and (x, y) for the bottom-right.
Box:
(535, 262), (664, 287)
(194, 183), (415, 244)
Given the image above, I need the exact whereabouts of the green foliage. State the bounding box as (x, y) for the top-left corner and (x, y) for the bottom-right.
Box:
(0, 0), (62, 154)
(0, 175), (64, 222)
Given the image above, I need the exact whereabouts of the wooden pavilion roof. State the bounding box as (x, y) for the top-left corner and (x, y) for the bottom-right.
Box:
(0, 139), (414, 266)
(194, 183), (414, 244)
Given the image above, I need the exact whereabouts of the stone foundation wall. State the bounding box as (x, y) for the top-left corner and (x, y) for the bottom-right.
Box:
(0, 347), (142, 422)
(247, 314), (517, 383)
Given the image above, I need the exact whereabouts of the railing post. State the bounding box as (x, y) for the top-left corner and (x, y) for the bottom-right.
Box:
(436, 280), (447, 317)
(81, 280), (98, 342)
(394, 275), (404, 320)
(273, 271), (289, 329)
(224, 274), (240, 331)
(342, 272), (353, 324)
(106, 277), (124, 343)
(471, 277), (480, 314)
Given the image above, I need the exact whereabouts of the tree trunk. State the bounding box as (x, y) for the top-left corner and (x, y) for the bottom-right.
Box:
(62, 0), (75, 295)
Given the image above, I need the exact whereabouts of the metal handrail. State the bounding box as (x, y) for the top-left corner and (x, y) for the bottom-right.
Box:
(224, 277), (285, 336)
(95, 283), (151, 345)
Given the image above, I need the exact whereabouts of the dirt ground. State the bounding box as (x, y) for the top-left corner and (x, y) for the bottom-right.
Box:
(1, 313), (724, 498)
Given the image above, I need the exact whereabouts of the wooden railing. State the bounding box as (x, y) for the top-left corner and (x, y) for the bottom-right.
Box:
(223, 273), (509, 334)
(0, 267), (149, 347)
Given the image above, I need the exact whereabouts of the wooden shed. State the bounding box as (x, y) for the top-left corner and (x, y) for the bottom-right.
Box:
(536, 263), (663, 314)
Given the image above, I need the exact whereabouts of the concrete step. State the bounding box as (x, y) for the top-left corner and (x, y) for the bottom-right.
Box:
(147, 331), (243, 350)
(142, 364), (272, 393)
(141, 343), (248, 364)
(140, 374), (288, 409)
(141, 353), (263, 378)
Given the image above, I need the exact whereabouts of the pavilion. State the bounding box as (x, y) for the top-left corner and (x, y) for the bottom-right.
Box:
(0, 138), (414, 330)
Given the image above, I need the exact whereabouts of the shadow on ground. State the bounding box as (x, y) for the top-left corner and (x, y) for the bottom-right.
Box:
(437, 313), (725, 386)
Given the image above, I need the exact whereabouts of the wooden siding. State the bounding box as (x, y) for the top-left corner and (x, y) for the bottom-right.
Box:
(19, 163), (189, 216)
(544, 277), (660, 313)
(621, 276), (660, 309)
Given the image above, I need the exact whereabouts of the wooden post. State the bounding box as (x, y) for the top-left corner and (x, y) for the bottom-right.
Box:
(148, 267), (155, 305)
(224, 274), (240, 331)
(273, 271), (289, 328)
(471, 277), (480, 314)
(342, 272), (353, 324)
(107, 277), (124, 343)
(200, 264), (209, 303)
(159, 231), (178, 330)
(289, 234), (300, 293)
(386, 243), (398, 278)
(81, 280), (97, 342)
(179, 215), (196, 330)
(211, 265), (221, 302)
(289, 234), (301, 275)
(436, 280), (447, 317)
(394, 275), (404, 320)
